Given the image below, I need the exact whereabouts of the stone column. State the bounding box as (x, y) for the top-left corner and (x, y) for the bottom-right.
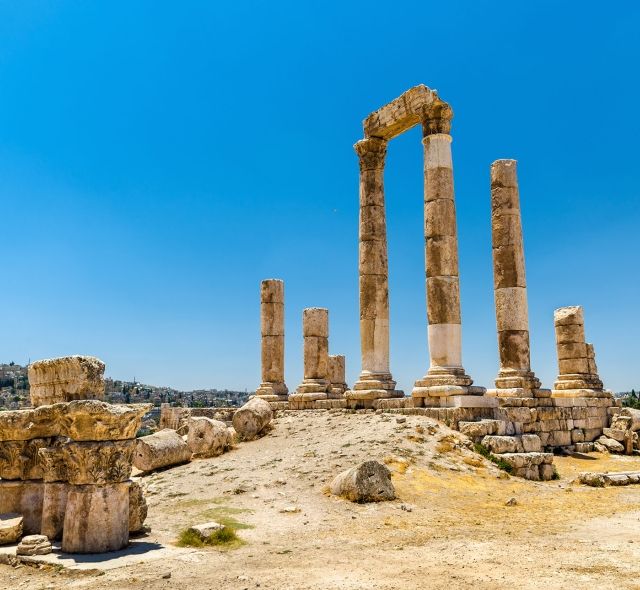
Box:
(294, 308), (329, 399)
(255, 279), (288, 400)
(489, 159), (541, 396)
(553, 306), (605, 396)
(328, 354), (348, 397)
(413, 109), (479, 404)
(347, 137), (400, 405)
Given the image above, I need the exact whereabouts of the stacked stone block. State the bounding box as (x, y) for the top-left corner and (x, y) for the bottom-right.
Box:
(0, 356), (149, 553)
(487, 160), (542, 396)
(328, 355), (348, 397)
(290, 308), (330, 409)
(413, 104), (481, 405)
(255, 279), (288, 401)
(553, 306), (607, 397)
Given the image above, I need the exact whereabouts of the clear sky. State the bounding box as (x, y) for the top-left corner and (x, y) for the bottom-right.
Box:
(1, 1), (638, 393)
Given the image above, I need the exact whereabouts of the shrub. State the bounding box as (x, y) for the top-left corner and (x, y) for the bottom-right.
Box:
(474, 443), (513, 474)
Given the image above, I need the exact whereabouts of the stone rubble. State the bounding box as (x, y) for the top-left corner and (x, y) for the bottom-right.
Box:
(15, 534), (52, 556)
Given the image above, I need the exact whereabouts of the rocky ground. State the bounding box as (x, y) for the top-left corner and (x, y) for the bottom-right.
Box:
(2, 409), (640, 589)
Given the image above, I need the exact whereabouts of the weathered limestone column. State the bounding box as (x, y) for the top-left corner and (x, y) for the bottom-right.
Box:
(412, 107), (481, 404)
(255, 279), (288, 400)
(488, 159), (541, 396)
(293, 308), (329, 399)
(346, 137), (401, 406)
(328, 354), (348, 397)
(552, 306), (607, 397)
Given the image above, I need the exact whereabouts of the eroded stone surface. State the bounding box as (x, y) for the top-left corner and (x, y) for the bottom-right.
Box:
(133, 429), (192, 473)
(187, 417), (233, 458)
(16, 534), (52, 556)
(29, 355), (105, 407)
(330, 460), (395, 503)
(232, 397), (272, 441)
(0, 513), (23, 545)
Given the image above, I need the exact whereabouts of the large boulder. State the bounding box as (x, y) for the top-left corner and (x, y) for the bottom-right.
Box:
(133, 429), (192, 472)
(330, 460), (395, 503)
(187, 417), (233, 458)
(232, 398), (273, 441)
(28, 355), (105, 407)
(596, 436), (625, 453)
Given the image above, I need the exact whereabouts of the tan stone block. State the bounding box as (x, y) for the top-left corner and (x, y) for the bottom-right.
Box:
(491, 185), (520, 213)
(425, 166), (454, 202)
(261, 335), (284, 383)
(62, 483), (129, 553)
(497, 330), (530, 371)
(0, 438), (53, 480)
(427, 276), (461, 324)
(133, 429), (192, 473)
(0, 480), (44, 534)
(355, 137), (387, 171)
(260, 279), (284, 304)
(425, 236), (458, 278)
(424, 133), (453, 170)
(359, 205), (386, 241)
(425, 198), (457, 238)
(303, 336), (329, 380)
(559, 357), (590, 375)
(492, 243), (526, 289)
(0, 513), (23, 545)
(495, 287), (529, 332)
(359, 240), (388, 275)
(129, 480), (148, 533)
(554, 323), (585, 344)
(557, 342), (588, 360)
(360, 169), (385, 206)
(303, 308), (328, 338)
(40, 440), (135, 485)
(41, 482), (69, 541)
(554, 306), (584, 326)
(490, 159), (518, 188)
(60, 401), (151, 442)
(427, 323), (462, 368)
(261, 302), (284, 336)
(29, 355), (105, 407)
(187, 417), (232, 458)
(360, 274), (389, 321)
(491, 212), (522, 248)
(360, 318), (390, 374)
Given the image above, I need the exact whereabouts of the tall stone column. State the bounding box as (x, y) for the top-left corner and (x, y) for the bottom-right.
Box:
(294, 307), (329, 399)
(552, 306), (606, 397)
(413, 109), (479, 404)
(346, 137), (401, 406)
(255, 279), (288, 401)
(328, 354), (348, 397)
(489, 160), (541, 396)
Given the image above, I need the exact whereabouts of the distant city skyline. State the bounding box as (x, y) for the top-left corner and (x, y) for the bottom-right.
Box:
(1, 2), (638, 393)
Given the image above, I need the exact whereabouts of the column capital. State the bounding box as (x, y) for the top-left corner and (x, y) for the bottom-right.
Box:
(422, 103), (453, 136)
(354, 137), (387, 170)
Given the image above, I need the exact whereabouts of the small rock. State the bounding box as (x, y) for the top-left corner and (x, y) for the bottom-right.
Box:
(161, 572), (171, 579)
(187, 522), (225, 540)
(279, 506), (301, 514)
(396, 417), (407, 424)
(505, 497), (518, 507)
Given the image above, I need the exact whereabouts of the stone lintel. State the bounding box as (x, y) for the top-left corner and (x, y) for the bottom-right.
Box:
(363, 85), (451, 141)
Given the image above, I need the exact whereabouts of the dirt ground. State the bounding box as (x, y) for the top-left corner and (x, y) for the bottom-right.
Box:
(2, 409), (640, 590)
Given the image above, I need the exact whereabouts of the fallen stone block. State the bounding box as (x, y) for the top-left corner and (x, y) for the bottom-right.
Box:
(232, 397), (273, 441)
(620, 408), (640, 431)
(134, 429), (192, 473)
(0, 513), (23, 545)
(330, 460), (395, 503)
(596, 436), (624, 453)
(187, 522), (225, 541)
(187, 417), (233, 458)
(602, 427), (626, 443)
(481, 435), (521, 454)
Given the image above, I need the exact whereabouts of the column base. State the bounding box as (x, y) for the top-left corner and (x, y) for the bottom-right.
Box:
(255, 382), (289, 401)
(411, 366), (478, 400)
(294, 379), (329, 395)
(551, 388), (613, 399)
(553, 373), (604, 391)
(494, 369), (541, 392)
(328, 384), (348, 398)
(486, 387), (551, 399)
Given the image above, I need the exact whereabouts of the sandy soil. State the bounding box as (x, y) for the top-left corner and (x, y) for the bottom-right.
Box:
(2, 409), (640, 590)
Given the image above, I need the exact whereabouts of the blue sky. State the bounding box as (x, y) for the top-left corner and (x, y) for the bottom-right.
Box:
(1, 1), (638, 393)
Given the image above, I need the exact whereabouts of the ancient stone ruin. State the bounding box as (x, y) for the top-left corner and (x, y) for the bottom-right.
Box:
(252, 84), (623, 481)
(0, 355), (149, 553)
